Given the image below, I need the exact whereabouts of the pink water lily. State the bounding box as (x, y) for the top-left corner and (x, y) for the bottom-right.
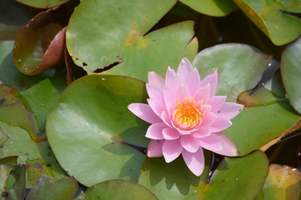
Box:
(128, 58), (244, 176)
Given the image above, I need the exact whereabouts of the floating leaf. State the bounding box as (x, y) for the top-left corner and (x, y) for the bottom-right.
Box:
(74, 179), (158, 200)
(26, 175), (78, 200)
(139, 150), (268, 200)
(0, 41), (68, 132)
(193, 43), (272, 102)
(65, 48), (87, 84)
(13, 6), (68, 75)
(0, 122), (68, 188)
(256, 164), (301, 200)
(47, 74), (150, 187)
(0, 0), (32, 41)
(0, 157), (18, 165)
(233, 0), (301, 45)
(281, 36), (301, 114)
(180, 0), (237, 17)
(15, 0), (70, 9)
(66, 0), (197, 81)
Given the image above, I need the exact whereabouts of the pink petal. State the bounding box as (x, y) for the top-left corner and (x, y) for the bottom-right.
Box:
(207, 132), (239, 156)
(199, 109), (216, 128)
(199, 132), (224, 151)
(184, 68), (201, 95)
(176, 84), (190, 102)
(162, 128), (180, 140)
(209, 115), (232, 132)
(162, 138), (183, 163)
(128, 103), (161, 124)
(147, 98), (166, 117)
(163, 87), (176, 111)
(181, 135), (200, 153)
(165, 67), (180, 95)
(177, 57), (193, 83)
(200, 69), (220, 97)
(146, 84), (164, 101)
(148, 71), (165, 90)
(218, 102), (244, 119)
(192, 127), (211, 138)
(206, 96), (227, 114)
(145, 123), (167, 140)
(147, 140), (164, 157)
(161, 111), (172, 127)
(194, 84), (210, 104)
(182, 148), (205, 176)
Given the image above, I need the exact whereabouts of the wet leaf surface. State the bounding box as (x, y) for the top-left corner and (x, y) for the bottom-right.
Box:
(47, 74), (150, 187)
(74, 179), (158, 200)
(139, 150), (268, 200)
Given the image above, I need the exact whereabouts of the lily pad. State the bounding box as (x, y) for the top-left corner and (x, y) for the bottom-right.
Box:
(193, 43), (272, 102)
(256, 164), (301, 200)
(179, 0), (237, 17)
(26, 175), (78, 200)
(233, 0), (301, 45)
(0, 121), (68, 188)
(15, 0), (70, 9)
(0, 0), (32, 41)
(66, 0), (198, 81)
(281, 36), (301, 115)
(139, 150), (268, 200)
(0, 41), (68, 132)
(46, 74), (150, 187)
(74, 179), (158, 200)
(13, 6), (68, 75)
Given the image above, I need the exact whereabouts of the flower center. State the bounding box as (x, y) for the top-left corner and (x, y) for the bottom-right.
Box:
(173, 96), (204, 130)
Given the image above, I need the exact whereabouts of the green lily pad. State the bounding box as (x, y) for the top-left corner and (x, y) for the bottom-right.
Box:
(0, 0), (32, 41)
(255, 164), (301, 200)
(66, 0), (198, 81)
(15, 0), (69, 9)
(0, 121), (68, 188)
(1, 164), (26, 200)
(179, 0), (237, 17)
(193, 43), (272, 102)
(233, 0), (301, 45)
(26, 175), (78, 200)
(0, 157), (18, 165)
(281, 36), (301, 115)
(13, 6), (68, 75)
(74, 179), (158, 200)
(0, 85), (40, 141)
(0, 125), (8, 146)
(139, 150), (268, 200)
(47, 74), (150, 187)
(0, 41), (68, 132)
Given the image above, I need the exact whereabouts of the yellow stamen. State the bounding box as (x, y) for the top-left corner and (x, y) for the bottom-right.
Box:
(173, 96), (204, 130)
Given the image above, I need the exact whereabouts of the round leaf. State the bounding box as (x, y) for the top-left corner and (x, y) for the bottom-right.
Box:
(66, 0), (198, 81)
(192, 43), (272, 102)
(46, 74), (150, 187)
(233, 0), (301, 45)
(74, 179), (158, 200)
(180, 0), (237, 17)
(139, 150), (268, 200)
(15, 0), (70, 9)
(255, 164), (301, 200)
(281, 36), (301, 115)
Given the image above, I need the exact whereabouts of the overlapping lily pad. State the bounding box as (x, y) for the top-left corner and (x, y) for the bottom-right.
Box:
(74, 179), (158, 200)
(256, 164), (301, 200)
(13, 6), (68, 75)
(193, 44), (301, 155)
(46, 74), (150, 187)
(281, 36), (301, 115)
(26, 175), (78, 200)
(15, 0), (69, 9)
(66, 0), (197, 81)
(233, 0), (301, 45)
(139, 150), (268, 200)
(180, 0), (237, 17)
(0, 122), (68, 188)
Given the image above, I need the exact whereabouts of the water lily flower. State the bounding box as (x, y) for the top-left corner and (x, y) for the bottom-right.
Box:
(128, 58), (244, 176)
